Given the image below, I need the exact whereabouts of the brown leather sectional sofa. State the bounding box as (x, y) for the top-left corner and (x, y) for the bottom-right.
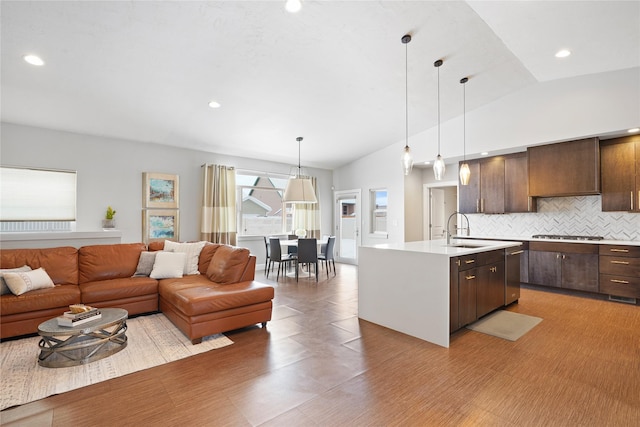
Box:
(0, 242), (274, 344)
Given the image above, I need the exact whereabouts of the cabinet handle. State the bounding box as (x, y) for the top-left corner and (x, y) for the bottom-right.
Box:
(457, 259), (461, 267)
(466, 275), (476, 280)
(476, 199), (480, 213)
(610, 279), (630, 284)
(509, 250), (524, 255)
(490, 266), (497, 273)
(610, 248), (629, 253)
(610, 260), (630, 265)
(481, 199), (485, 213)
(632, 191), (634, 210)
(562, 254), (566, 260)
(556, 254), (561, 259)
(465, 259), (475, 264)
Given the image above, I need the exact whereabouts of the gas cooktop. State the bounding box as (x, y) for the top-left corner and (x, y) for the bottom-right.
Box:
(531, 234), (604, 241)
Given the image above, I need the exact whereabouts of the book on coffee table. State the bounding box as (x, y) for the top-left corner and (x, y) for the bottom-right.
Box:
(63, 307), (99, 319)
(57, 311), (102, 327)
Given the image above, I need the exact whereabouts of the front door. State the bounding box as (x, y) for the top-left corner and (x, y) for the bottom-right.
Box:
(334, 190), (361, 265)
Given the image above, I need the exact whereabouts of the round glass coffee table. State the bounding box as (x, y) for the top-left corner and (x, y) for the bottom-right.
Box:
(37, 308), (128, 368)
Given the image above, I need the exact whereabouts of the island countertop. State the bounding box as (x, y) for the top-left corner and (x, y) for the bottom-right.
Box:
(364, 238), (523, 257)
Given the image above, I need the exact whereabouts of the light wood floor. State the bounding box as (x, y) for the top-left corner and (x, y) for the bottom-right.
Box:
(2, 263), (639, 426)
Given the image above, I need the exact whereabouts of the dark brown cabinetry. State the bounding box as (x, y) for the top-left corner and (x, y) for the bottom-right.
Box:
(459, 153), (535, 214)
(476, 250), (506, 318)
(528, 242), (599, 293)
(505, 153), (536, 213)
(599, 245), (640, 299)
(600, 135), (640, 212)
(450, 249), (506, 332)
(528, 137), (600, 197)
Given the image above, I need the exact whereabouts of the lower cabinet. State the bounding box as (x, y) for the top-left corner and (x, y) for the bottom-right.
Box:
(528, 242), (599, 293)
(599, 244), (640, 299)
(451, 249), (506, 332)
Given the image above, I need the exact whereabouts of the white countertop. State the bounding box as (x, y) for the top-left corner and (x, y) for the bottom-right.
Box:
(463, 235), (640, 247)
(365, 239), (523, 257)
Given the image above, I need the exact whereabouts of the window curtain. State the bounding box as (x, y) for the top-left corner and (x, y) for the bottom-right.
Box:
(292, 177), (321, 239)
(200, 164), (237, 245)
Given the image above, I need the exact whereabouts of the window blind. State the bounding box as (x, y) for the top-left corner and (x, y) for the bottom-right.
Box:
(0, 166), (77, 221)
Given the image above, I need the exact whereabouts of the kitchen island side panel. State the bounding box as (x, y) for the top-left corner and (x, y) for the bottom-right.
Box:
(358, 246), (450, 348)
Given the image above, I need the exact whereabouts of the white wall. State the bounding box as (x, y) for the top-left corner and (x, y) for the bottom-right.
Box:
(332, 143), (405, 247)
(0, 123), (333, 245)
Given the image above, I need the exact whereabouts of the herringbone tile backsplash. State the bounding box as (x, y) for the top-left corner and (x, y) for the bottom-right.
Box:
(468, 195), (640, 241)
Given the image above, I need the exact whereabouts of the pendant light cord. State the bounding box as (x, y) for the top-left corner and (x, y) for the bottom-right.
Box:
(463, 80), (466, 161)
(437, 63), (440, 154)
(405, 39), (409, 149)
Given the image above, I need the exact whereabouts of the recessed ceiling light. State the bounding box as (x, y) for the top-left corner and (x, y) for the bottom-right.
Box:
(424, 161), (431, 165)
(627, 127), (640, 133)
(555, 49), (571, 58)
(481, 152), (489, 156)
(23, 54), (44, 66)
(208, 100), (221, 109)
(285, 0), (301, 13)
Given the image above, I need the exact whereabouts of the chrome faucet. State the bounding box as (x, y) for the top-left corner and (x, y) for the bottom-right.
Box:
(446, 211), (471, 245)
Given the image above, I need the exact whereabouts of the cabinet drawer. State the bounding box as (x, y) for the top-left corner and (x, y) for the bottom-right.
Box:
(599, 274), (640, 299)
(599, 256), (640, 277)
(454, 254), (478, 270)
(477, 249), (505, 265)
(599, 245), (640, 258)
(530, 241), (598, 254)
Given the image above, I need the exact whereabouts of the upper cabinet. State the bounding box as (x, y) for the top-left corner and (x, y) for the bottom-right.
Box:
(505, 152), (536, 213)
(528, 137), (600, 197)
(459, 153), (536, 214)
(601, 135), (640, 212)
(459, 158), (504, 214)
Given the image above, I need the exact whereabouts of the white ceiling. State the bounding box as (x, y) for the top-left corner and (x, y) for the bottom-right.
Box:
(1, 1), (638, 170)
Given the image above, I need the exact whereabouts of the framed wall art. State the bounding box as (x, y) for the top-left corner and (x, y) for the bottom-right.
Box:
(143, 172), (179, 209)
(142, 209), (180, 243)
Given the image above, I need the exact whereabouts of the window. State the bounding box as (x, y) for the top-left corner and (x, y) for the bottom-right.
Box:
(370, 189), (387, 235)
(0, 166), (77, 231)
(236, 172), (291, 236)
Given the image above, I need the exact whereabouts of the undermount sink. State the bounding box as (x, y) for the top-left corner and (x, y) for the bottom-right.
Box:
(444, 242), (488, 249)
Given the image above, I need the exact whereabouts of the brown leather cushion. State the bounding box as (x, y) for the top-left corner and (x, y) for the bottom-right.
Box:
(0, 247), (78, 285)
(0, 285), (81, 315)
(80, 276), (158, 304)
(206, 245), (250, 285)
(162, 281), (274, 316)
(147, 241), (164, 251)
(79, 243), (146, 283)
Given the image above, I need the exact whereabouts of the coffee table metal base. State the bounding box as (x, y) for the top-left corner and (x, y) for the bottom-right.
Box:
(38, 309), (128, 368)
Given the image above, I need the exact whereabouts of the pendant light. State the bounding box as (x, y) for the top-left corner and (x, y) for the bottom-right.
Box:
(433, 59), (446, 180)
(283, 137), (318, 203)
(401, 34), (413, 176)
(459, 77), (471, 186)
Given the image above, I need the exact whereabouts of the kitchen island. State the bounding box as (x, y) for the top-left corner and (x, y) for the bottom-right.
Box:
(358, 239), (522, 348)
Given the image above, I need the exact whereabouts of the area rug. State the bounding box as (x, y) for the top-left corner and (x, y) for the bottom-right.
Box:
(466, 310), (542, 341)
(0, 313), (233, 410)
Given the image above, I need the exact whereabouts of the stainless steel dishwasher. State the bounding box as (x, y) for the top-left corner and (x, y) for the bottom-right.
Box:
(506, 246), (523, 305)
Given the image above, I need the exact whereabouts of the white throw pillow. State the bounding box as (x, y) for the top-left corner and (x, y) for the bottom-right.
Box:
(4, 268), (55, 296)
(163, 240), (206, 275)
(0, 265), (32, 295)
(149, 251), (186, 279)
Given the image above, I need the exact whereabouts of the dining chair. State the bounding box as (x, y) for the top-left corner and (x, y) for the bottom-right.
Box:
(287, 234), (298, 255)
(295, 238), (318, 282)
(263, 236), (271, 274)
(268, 237), (295, 280)
(318, 236), (336, 276)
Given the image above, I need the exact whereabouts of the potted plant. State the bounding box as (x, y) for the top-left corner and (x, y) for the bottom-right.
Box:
(103, 206), (117, 229)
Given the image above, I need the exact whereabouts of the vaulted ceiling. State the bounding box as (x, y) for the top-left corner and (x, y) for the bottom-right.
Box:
(1, 1), (638, 169)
